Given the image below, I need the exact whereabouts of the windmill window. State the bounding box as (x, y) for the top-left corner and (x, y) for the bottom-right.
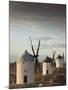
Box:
(24, 76), (27, 83)
(46, 70), (48, 74)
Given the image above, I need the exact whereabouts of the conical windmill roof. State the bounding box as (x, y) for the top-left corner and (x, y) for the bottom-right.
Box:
(43, 56), (52, 63)
(57, 54), (62, 59)
(21, 50), (34, 62)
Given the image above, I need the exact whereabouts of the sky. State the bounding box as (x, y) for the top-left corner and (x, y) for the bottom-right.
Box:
(9, 1), (66, 63)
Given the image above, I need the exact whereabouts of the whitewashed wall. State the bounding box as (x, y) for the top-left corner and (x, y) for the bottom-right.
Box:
(16, 59), (34, 84)
(55, 59), (63, 68)
(24, 61), (34, 84)
(16, 59), (24, 84)
(43, 62), (53, 75)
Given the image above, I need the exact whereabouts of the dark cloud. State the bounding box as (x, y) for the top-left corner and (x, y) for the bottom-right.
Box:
(9, 1), (66, 18)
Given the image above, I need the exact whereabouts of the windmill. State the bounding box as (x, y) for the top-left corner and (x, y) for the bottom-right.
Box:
(30, 37), (40, 73)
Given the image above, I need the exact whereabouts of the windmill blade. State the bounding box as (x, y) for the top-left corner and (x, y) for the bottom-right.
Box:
(36, 40), (40, 56)
(30, 37), (35, 55)
(53, 50), (56, 60)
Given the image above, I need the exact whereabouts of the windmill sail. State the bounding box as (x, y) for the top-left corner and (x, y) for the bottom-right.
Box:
(30, 37), (35, 56)
(36, 40), (40, 56)
(29, 37), (41, 73)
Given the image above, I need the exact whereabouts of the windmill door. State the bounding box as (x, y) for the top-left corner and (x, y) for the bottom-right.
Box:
(24, 76), (27, 83)
(46, 70), (48, 74)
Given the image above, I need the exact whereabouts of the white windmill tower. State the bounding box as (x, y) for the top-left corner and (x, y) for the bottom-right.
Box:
(42, 50), (56, 76)
(55, 54), (64, 68)
(42, 56), (53, 76)
(16, 50), (35, 84)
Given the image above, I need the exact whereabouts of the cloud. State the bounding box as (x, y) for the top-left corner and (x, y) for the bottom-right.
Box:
(39, 36), (51, 41)
(41, 43), (65, 49)
(52, 43), (66, 48)
(33, 35), (65, 48)
(34, 36), (54, 41)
